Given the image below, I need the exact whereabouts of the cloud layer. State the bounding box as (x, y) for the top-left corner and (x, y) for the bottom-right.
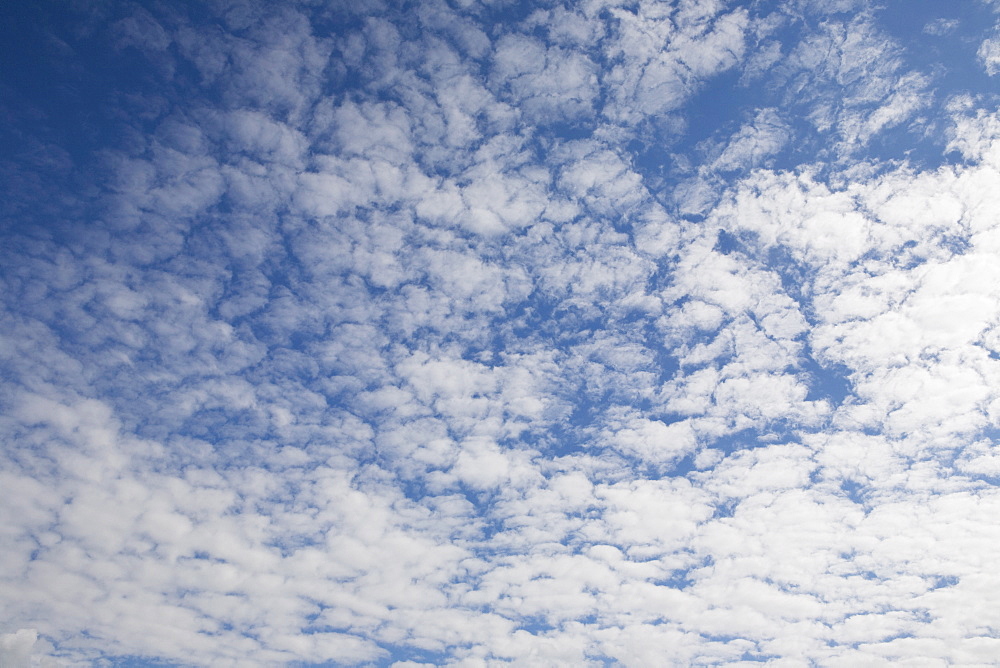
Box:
(4, 0), (1000, 665)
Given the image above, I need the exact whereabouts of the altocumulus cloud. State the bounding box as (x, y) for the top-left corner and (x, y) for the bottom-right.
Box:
(4, 0), (1000, 665)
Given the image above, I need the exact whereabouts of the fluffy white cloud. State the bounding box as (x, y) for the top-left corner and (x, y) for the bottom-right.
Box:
(979, 36), (1000, 75)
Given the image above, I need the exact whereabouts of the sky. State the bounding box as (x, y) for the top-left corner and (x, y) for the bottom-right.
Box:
(4, 0), (1000, 665)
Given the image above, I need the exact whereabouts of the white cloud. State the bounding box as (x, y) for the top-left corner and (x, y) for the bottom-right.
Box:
(712, 108), (790, 172)
(979, 36), (1000, 75)
(602, 4), (748, 123)
(491, 34), (599, 123)
(8, 0), (1000, 665)
(605, 416), (698, 464)
(0, 630), (37, 668)
(923, 18), (959, 36)
(771, 14), (931, 155)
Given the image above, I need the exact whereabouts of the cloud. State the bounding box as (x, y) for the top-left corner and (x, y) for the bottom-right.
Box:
(923, 18), (960, 36)
(769, 13), (931, 155)
(0, 630), (37, 668)
(490, 34), (599, 123)
(711, 108), (790, 172)
(6, 0), (1000, 665)
(602, 4), (749, 123)
(979, 36), (1000, 75)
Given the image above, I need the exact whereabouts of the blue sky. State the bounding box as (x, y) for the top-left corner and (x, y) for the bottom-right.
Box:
(4, 0), (1000, 665)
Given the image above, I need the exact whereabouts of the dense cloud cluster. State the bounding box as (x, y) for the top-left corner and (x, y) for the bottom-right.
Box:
(4, 0), (1000, 665)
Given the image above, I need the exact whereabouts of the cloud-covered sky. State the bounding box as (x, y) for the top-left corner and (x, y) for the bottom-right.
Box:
(4, 0), (1000, 665)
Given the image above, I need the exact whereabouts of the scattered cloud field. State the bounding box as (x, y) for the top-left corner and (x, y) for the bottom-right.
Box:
(4, 0), (1000, 665)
